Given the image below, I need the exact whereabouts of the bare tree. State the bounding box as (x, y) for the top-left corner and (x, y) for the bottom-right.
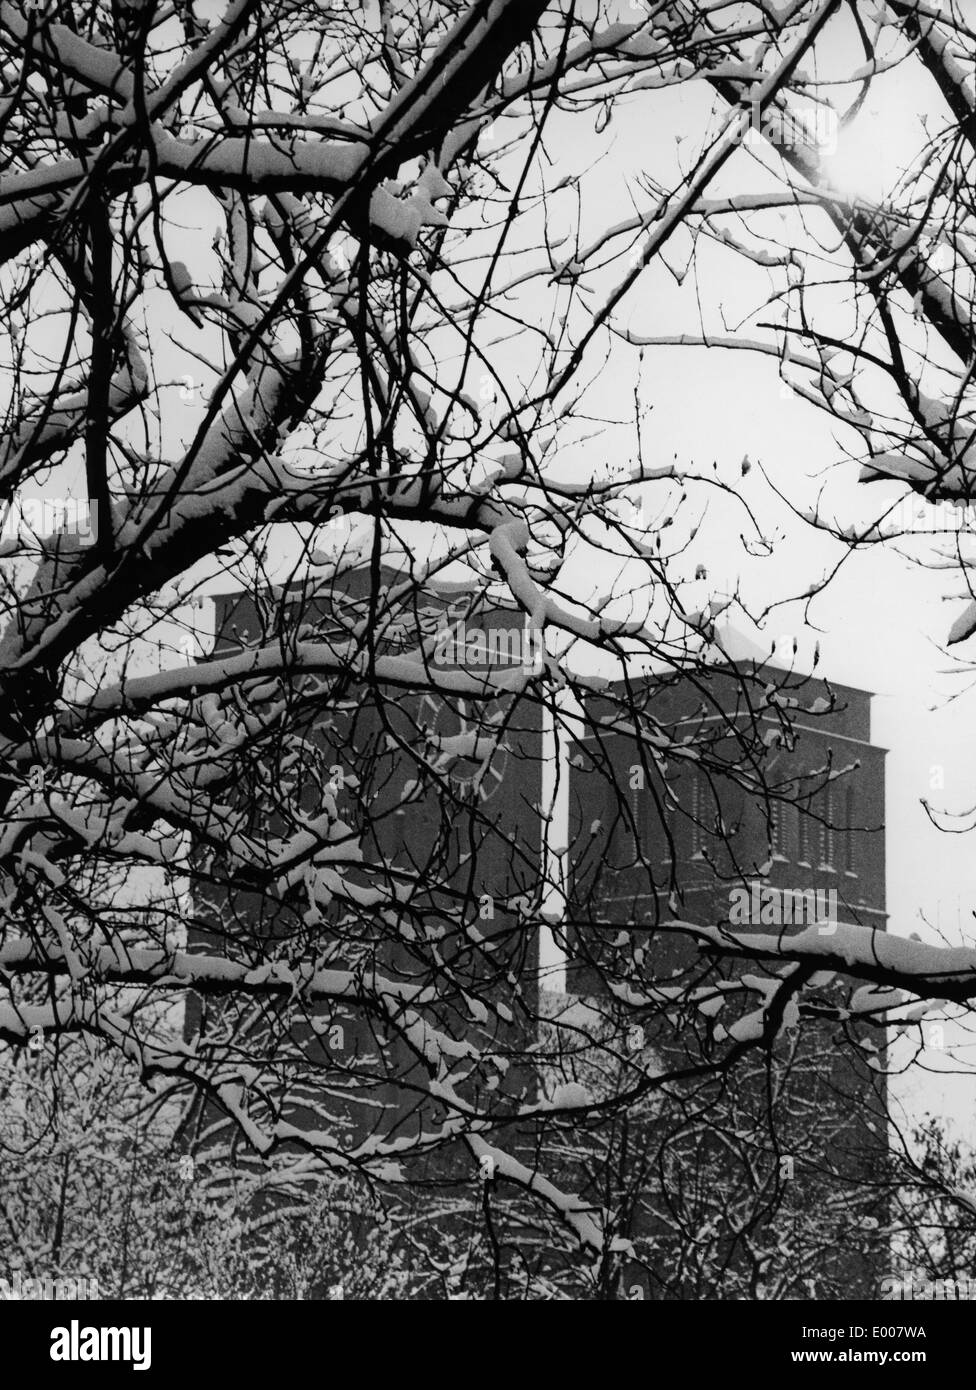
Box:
(3, 0), (971, 1286)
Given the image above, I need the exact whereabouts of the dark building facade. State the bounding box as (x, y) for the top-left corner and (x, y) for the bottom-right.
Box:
(560, 664), (889, 1298)
(569, 667), (885, 945)
(184, 573), (547, 1190)
(188, 574), (888, 1298)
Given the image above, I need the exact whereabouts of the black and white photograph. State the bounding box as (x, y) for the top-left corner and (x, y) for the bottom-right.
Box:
(1, 0), (976, 1352)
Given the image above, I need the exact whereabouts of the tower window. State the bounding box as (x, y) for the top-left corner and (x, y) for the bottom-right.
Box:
(690, 773), (704, 857)
(770, 802), (786, 859)
(844, 786), (857, 874)
(662, 795), (676, 862)
(628, 781), (642, 858)
(820, 786), (836, 869)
